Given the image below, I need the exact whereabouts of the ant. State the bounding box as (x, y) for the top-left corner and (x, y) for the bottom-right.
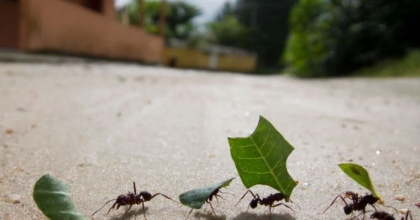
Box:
(236, 190), (300, 215)
(186, 188), (232, 217)
(323, 191), (380, 219)
(92, 182), (177, 219)
(370, 210), (412, 220)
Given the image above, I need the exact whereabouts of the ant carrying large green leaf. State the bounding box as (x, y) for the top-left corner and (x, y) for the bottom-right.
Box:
(236, 190), (300, 215)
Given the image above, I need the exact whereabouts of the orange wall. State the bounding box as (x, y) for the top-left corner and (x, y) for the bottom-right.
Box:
(163, 47), (208, 69)
(163, 47), (256, 72)
(19, 0), (163, 63)
(217, 54), (256, 72)
(0, 0), (20, 49)
(102, 0), (116, 20)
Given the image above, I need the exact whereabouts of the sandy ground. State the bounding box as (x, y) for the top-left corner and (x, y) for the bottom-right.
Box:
(0, 62), (419, 220)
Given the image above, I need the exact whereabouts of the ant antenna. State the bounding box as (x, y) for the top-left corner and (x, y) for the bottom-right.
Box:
(219, 190), (235, 197)
(92, 199), (117, 216)
(149, 193), (179, 204)
(235, 190), (255, 206)
(322, 194), (349, 213)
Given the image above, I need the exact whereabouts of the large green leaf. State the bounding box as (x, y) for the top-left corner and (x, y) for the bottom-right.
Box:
(339, 163), (381, 199)
(179, 178), (234, 209)
(33, 174), (86, 220)
(228, 116), (296, 201)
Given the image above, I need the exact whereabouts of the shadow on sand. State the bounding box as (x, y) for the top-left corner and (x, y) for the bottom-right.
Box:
(231, 212), (296, 220)
(191, 211), (227, 220)
(108, 207), (149, 220)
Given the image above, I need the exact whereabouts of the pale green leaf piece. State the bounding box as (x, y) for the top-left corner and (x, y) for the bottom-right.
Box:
(33, 174), (87, 220)
(339, 163), (382, 199)
(179, 178), (234, 209)
(228, 116), (296, 201)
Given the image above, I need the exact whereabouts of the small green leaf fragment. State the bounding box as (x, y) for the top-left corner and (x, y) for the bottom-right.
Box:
(228, 116), (297, 201)
(33, 174), (87, 220)
(179, 178), (234, 209)
(339, 163), (381, 199)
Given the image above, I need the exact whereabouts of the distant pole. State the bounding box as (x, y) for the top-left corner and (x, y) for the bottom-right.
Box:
(158, 0), (167, 37)
(138, 0), (145, 28)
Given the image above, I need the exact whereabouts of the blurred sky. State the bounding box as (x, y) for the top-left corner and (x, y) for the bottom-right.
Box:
(115, 0), (232, 24)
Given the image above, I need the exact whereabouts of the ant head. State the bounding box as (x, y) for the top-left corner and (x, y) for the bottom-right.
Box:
(344, 204), (353, 215)
(140, 191), (152, 200)
(213, 188), (220, 195)
(250, 199), (258, 209)
(366, 195), (378, 205)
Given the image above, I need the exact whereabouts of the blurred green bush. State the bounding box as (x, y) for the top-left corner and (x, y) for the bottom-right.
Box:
(283, 0), (420, 77)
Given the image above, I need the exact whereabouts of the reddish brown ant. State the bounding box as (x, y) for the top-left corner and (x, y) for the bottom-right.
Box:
(370, 210), (412, 220)
(323, 191), (380, 219)
(92, 182), (177, 219)
(236, 190), (300, 215)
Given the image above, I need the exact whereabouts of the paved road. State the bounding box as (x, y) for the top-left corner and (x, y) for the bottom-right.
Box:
(0, 62), (419, 219)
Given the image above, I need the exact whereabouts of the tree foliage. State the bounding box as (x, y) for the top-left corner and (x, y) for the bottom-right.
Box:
(208, 0), (297, 70)
(284, 0), (420, 77)
(206, 15), (248, 47)
(125, 0), (201, 40)
(235, 0), (297, 68)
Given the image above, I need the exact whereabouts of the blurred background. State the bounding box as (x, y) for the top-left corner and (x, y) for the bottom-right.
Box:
(1, 0), (419, 77)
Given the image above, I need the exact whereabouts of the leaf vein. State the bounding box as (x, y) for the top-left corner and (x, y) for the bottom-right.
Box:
(34, 190), (70, 196)
(250, 129), (283, 192)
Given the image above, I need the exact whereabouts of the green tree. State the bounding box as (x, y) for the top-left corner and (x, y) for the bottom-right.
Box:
(125, 0), (201, 40)
(235, 0), (297, 69)
(206, 15), (248, 47)
(284, 0), (420, 77)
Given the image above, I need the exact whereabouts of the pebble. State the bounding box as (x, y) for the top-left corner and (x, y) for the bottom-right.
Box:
(5, 194), (21, 204)
(395, 194), (406, 202)
(399, 208), (408, 214)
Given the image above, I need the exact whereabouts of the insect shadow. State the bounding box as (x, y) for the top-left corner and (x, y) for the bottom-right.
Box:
(232, 212), (296, 220)
(108, 207), (149, 220)
(192, 211), (227, 220)
(93, 182), (177, 219)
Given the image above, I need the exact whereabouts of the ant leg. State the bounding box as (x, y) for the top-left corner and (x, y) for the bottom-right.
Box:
(350, 212), (362, 220)
(272, 202), (295, 212)
(123, 205), (133, 215)
(403, 210), (412, 220)
(150, 193), (178, 203)
(186, 208), (193, 219)
(133, 182), (137, 195)
(207, 201), (216, 215)
(322, 195), (349, 213)
(106, 202), (119, 214)
(289, 199), (301, 210)
(236, 190), (256, 206)
(214, 194), (224, 203)
(141, 201), (147, 220)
